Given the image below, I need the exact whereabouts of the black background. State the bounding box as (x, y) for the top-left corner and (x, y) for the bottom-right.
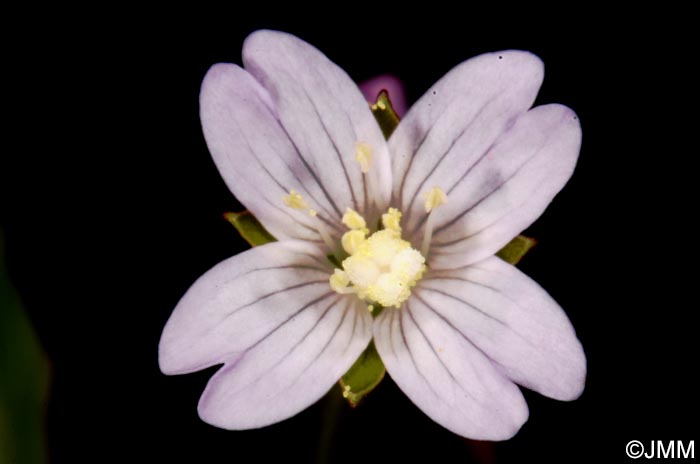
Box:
(2, 11), (696, 463)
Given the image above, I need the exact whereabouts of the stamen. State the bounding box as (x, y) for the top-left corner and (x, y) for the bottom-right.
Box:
(315, 220), (336, 252)
(283, 189), (309, 210)
(355, 141), (378, 216)
(341, 229), (366, 255)
(355, 142), (373, 173)
(283, 189), (335, 251)
(421, 187), (448, 257)
(330, 269), (355, 294)
(382, 208), (402, 233)
(423, 187), (448, 213)
(342, 208), (368, 232)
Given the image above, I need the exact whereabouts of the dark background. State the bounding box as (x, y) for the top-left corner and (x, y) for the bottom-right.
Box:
(2, 12), (696, 463)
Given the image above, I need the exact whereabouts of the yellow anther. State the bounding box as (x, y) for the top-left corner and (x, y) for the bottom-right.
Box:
(342, 208), (367, 231)
(283, 189), (309, 210)
(423, 187), (448, 213)
(343, 255), (380, 289)
(377, 100), (386, 110)
(355, 142), (373, 173)
(342, 229), (366, 255)
(367, 305), (374, 313)
(329, 269), (351, 294)
(382, 207), (402, 233)
(309, 209), (317, 217)
(370, 103), (378, 110)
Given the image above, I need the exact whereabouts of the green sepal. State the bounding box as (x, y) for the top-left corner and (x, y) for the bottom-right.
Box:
(223, 211), (276, 247)
(496, 235), (537, 265)
(371, 90), (400, 139)
(339, 340), (386, 408)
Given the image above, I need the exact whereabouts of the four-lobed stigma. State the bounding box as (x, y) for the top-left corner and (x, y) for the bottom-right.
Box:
(331, 207), (426, 308)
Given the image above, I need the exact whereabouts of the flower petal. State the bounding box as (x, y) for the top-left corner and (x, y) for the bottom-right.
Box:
(198, 295), (372, 429)
(201, 63), (340, 243)
(242, 30), (392, 217)
(390, 50), (543, 238)
(159, 240), (334, 375)
(425, 104), (581, 268)
(418, 256), (586, 401)
(373, 302), (528, 440)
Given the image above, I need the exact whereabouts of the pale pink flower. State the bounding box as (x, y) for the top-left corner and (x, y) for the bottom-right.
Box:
(159, 30), (586, 440)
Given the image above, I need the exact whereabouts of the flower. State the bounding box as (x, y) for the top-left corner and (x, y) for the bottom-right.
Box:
(158, 30), (586, 440)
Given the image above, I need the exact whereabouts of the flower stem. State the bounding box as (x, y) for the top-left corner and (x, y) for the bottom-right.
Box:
(314, 389), (345, 464)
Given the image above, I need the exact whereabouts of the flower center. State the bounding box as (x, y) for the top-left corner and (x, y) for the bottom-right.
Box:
(282, 140), (448, 310)
(330, 207), (426, 308)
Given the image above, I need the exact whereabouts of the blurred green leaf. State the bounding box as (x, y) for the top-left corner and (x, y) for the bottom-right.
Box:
(339, 341), (385, 408)
(0, 230), (50, 464)
(371, 90), (400, 139)
(223, 211), (276, 247)
(496, 235), (537, 265)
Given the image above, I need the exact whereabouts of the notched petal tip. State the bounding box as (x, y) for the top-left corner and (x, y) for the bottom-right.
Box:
(490, 404), (529, 441)
(546, 102), (582, 126)
(532, 103), (583, 177)
(196, 367), (242, 430)
(157, 337), (178, 376)
(242, 28), (287, 46)
(157, 318), (190, 376)
(488, 49), (544, 85)
(555, 341), (587, 401)
(200, 62), (239, 98)
(157, 317), (230, 377)
(241, 29), (301, 68)
(462, 394), (529, 441)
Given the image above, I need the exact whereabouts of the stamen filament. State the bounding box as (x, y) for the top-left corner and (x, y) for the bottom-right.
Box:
(364, 172), (377, 219)
(421, 187), (448, 258)
(314, 216), (337, 251)
(421, 211), (436, 258)
(284, 189), (337, 251)
(356, 141), (377, 216)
